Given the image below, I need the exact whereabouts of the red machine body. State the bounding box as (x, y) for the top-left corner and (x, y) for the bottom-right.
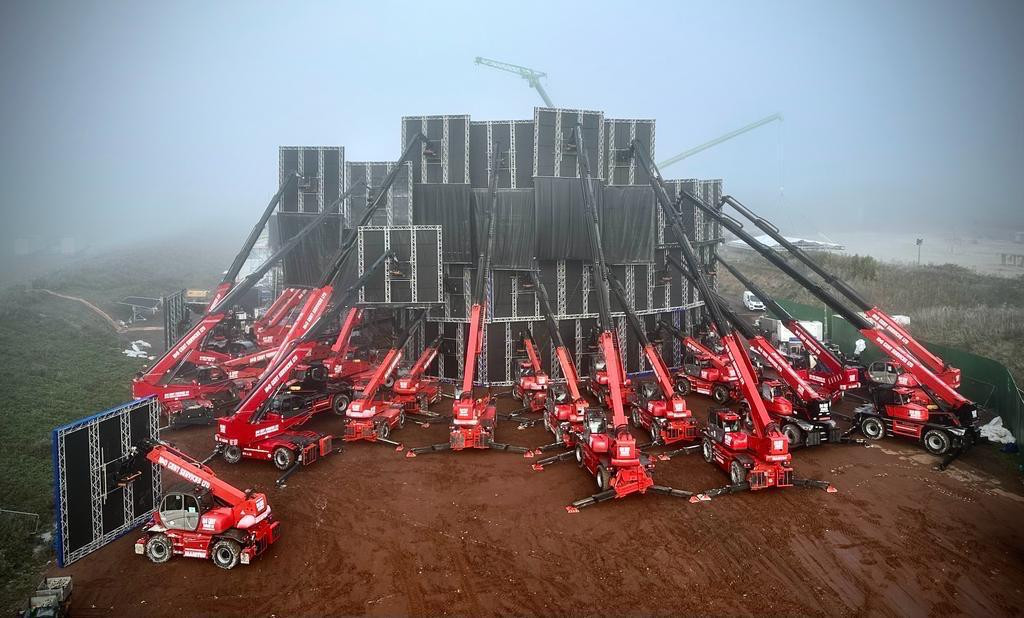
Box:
(663, 325), (738, 404)
(344, 311), (426, 444)
(693, 194), (978, 462)
(392, 335), (443, 411)
(716, 257), (859, 400)
(606, 274), (697, 446)
(129, 442), (278, 569)
(529, 269), (588, 449)
(513, 332), (549, 412)
(214, 254), (391, 479)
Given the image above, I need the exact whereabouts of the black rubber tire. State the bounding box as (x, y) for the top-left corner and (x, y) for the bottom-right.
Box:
(272, 446), (296, 471)
(575, 444), (585, 467)
(397, 412), (406, 430)
(782, 423), (804, 447)
(712, 385), (730, 404)
(331, 393), (351, 416)
(730, 460), (748, 485)
(222, 445), (242, 465)
(512, 386), (524, 401)
(649, 423), (661, 444)
(631, 408), (642, 428)
(922, 428), (952, 455)
(596, 464), (610, 491)
(145, 533), (172, 564)
(384, 376), (395, 389)
(553, 423), (563, 444)
(675, 378), (691, 396)
(860, 416), (885, 441)
(211, 538), (241, 570)
(378, 421), (391, 440)
(702, 438), (714, 463)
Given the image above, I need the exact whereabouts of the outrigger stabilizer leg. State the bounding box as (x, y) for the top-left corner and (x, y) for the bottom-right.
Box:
(530, 449), (576, 471)
(405, 442), (452, 457)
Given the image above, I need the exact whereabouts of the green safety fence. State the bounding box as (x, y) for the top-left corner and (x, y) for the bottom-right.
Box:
(775, 299), (1024, 444)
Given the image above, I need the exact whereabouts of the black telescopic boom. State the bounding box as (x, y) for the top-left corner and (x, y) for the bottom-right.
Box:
(721, 195), (873, 311)
(663, 254), (757, 340)
(298, 251), (392, 343)
(607, 271), (652, 347)
(318, 133), (430, 288)
(222, 173), (301, 286)
(212, 187), (361, 314)
(529, 268), (567, 350)
(673, 189), (874, 331)
(574, 126), (614, 332)
(473, 147), (501, 306)
(394, 310), (428, 351)
(630, 140), (734, 339)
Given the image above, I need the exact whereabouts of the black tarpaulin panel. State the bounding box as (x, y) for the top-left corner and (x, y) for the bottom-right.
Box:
(276, 213), (342, 286)
(469, 123), (489, 188)
(415, 227), (441, 304)
(425, 118), (444, 183)
(446, 264), (466, 319)
(487, 323), (506, 383)
(534, 177), (601, 260)
(390, 229), (413, 304)
(443, 322), (460, 380)
(472, 188), (535, 270)
(535, 110), (556, 177)
(492, 272), (513, 319)
(449, 117), (468, 184)
(324, 149), (341, 208)
(280, 150), (300, 212)
(564, 260), (583, 314)
(492, 122), (513, 188)
(634, 265), (649, 311)
(302, 149), (319, 213)
(663, 179), (699, 243)
(601, 185), (655, 264)
(633, 124), (654, 186)
(359, 229), (387, 302)
(514, 122), (534, 189)
(413, 184), (474, 263)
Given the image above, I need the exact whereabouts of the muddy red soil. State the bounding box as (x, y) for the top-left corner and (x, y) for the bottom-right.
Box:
(55, 394), (1024, 616)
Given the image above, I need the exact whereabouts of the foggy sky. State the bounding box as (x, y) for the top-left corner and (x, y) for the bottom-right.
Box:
(1, 0), (1022, 255)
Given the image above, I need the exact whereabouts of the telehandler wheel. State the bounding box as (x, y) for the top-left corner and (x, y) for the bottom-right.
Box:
(860, 416), (885, 441)
(730, 460), (748, 485)
(553, 422), (563, 444)
(377, 421), (391, 440)
(575, 444), (585, 467)
(211, 539), (241, 570)
(782, 423), (804, 447)
(331, 393), (351, 416)
(631, 408), (642, 427)
(701, 438), (714, 463)
(596, 464), (611, 491)
(384, 376), (395, 389)
(649, 423), (661, 443)
(923, 428), (952, 455)
(712, 385), (730, 404)
(675, 378), (691, 396)
(222, 445), (242, 464)
(397, 412), (406, 429)
(145, 533), (172, 564)
(272, 446), (296, 471)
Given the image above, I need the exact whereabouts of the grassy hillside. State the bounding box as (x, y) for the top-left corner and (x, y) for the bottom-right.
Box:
(0, 290), (141, 612)
(716, 248), (1024, 384)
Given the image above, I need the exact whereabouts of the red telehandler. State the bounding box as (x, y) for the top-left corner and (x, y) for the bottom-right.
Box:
(528, 267), (589, 456)
(658, 319), (739, 404)
(632, 140), (834, 495)
(117, 440), (278, 569)
(391, 334), (444, 412)
(407, 150), (529, 457)
(605, 273), (698, 447)
(344, 311), (428, 445)
(536, 127), (698, 510)
(723, 195), (961, 390)
(213, 253), (390, 483)
(664, 254), (844, 448)
(132, 187), (357, 426)
(716, 256), (860, 399)
(512, 331), (549, 413)
(678, 189), (979, 467)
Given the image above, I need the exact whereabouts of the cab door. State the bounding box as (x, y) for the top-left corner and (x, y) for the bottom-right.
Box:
(159, 493), (201, 531)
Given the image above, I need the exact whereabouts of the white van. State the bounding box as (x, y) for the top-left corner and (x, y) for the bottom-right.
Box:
(742, 290), (765, 311)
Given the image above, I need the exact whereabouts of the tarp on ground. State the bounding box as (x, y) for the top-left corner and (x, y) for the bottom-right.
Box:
(413, 183), (474, 263)
(471, 188), (535, 270)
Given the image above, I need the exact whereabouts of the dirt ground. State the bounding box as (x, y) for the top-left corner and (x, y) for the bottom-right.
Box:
(54, 394), (1024, 617)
